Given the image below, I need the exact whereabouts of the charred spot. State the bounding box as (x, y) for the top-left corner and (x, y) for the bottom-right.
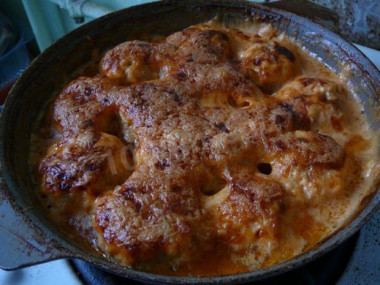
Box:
(76, 186), (86, 191)
(275, 115), (286, 125)
(175, 72), (187, 81)
(279, 102), (310, 130)
(59, 180), (72, 191)
(176, 223), (191, 234)
(155, 160), (170, 170)
(92, 132), (101, 142)
(219, 31), (229, 41)
(85, 161), (103, 171)
(254, 57), (264, 66)
(230, 182), (247, 195)
(47, 165), (62, 177)
(255, 229), (264, 238)
(173, 94), (181, 103)
(199, 29), (231, 59)
(101, 98), (110, 105)
(186, 55), (194, 62)
(168, 199), (182, 213)
(274, 44), (295, 61)
(234, 30), (251, 41)
(84, 87), (93, 96)
(142, 51), (153, 65)
(215, 122), (230, 133)
(133, 97), (147, 108)
(122, 186), (135, 198)
(166, 110), (175, 116)
(299, 77), (317, 87)
(314, 93), (326, 102)
(317, 133), (331, 140)
(83, 119), (94, 128)
(101, 210), (110, 223)
(172, 185), (182, 193)
(74, 94), (87, 104)
(172, 92), (183, 105)
(253, 39), (265, 44)
(122, 186), (144, 210)
(133, 201), (142, 212)
(276, 140), (287, 150)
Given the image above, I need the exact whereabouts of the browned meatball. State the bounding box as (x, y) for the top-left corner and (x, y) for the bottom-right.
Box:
(166, 26), (231, 64)
(240, 41), (299, 93)
(275, 77), (345, 132)
(94, 165), (210, 267)
(101, 41), (165, 84)
(202, 172), (283, 266)
(40, 133), (133, 195)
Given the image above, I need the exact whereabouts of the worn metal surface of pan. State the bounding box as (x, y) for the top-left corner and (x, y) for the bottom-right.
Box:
(0, 0), (379, 284)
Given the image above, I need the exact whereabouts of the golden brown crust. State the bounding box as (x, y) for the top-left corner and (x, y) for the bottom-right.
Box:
(35, 23), (367, 275)
(240, 40), (299, 92)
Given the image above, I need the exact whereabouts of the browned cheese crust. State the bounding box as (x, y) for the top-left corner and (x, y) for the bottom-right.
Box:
(36, 22), (369, 276)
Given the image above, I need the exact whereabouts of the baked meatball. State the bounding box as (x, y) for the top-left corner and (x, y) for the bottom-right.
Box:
(239, 41), (299, 93)
(40, 133), (133, 195)
(202, 172), (283, 267)
(275, 77), (345, 134)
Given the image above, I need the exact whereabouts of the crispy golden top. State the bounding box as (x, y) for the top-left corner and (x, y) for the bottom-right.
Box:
(36, 22), (370, 276)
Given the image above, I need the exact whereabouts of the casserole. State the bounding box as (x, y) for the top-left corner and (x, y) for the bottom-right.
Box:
(0, 1), (379, 284)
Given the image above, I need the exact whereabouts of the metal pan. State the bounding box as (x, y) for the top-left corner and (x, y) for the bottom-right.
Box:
(0, 0), (379, 284)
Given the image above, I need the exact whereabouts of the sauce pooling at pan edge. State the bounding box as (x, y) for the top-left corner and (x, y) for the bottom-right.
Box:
(31, 20), (378, 276)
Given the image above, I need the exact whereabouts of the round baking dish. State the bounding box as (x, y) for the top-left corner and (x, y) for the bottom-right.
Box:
(0, 1), (379, 284)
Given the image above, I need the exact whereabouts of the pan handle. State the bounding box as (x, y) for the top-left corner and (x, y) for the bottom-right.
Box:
(0, 177), (77, 270)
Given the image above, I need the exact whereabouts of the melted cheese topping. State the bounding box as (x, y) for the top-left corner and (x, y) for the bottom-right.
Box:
(30, 20), (378, 276)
